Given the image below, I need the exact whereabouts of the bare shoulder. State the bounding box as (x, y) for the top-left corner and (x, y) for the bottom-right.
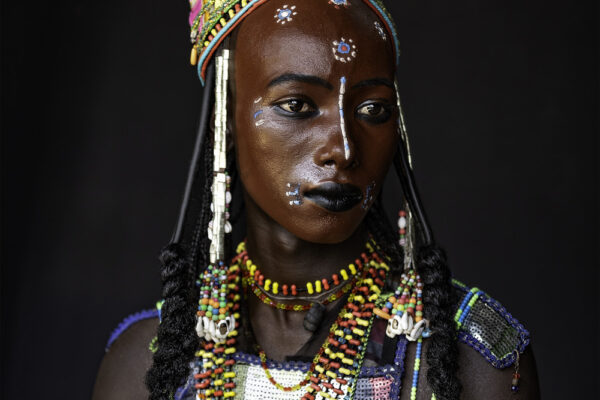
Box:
(458, 342), (540, 400)
(92, 317), (159, 400)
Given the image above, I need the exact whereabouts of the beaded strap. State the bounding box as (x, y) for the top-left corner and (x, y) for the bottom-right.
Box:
(105, 308), (159, 351)
(452, 279), (530, 368)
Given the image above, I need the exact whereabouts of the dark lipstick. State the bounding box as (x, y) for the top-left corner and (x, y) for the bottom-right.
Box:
(303, 182), (363, 212)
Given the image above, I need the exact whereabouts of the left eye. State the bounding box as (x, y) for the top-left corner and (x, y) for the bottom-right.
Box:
(356, 102), (393, 124)
(357, 103), (385, 117)
(277, 99), (314, 114)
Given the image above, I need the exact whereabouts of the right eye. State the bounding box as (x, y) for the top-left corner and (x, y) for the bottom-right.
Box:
(274, 98), (318, 118)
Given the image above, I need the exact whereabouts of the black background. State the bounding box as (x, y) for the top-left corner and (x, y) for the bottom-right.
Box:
(1, 0), (597, 399)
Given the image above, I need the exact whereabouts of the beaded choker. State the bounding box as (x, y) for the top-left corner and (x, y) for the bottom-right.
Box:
(237, 241), (368, 297)
(239, 241), (378, 332)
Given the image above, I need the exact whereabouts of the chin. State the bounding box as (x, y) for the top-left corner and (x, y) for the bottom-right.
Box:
(284, 208), (366, 244)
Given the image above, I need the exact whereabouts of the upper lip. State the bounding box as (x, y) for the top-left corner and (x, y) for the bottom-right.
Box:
(303, 182), (363, 212)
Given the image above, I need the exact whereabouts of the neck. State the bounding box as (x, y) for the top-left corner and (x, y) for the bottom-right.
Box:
(243, 194), (369, 288)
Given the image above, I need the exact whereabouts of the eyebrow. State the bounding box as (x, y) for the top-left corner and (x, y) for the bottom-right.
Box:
(350, 78), (394, 90)
(267, 74), (334, 90)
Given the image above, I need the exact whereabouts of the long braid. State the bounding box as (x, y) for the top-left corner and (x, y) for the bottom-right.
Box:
(193, 135), (215, 276)
(419, 245), (461, 399)
(145, 126), (215, 400)
(368, 184), (461, 399)
(145, 244), (198, 400)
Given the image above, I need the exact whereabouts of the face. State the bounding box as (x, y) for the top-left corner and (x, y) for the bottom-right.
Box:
(233, 0), (399, 244)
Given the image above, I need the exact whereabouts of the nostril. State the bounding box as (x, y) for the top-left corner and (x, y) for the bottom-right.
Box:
(324, 160), (335, 167)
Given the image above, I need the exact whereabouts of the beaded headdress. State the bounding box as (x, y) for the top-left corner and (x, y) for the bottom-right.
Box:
(188, 0), (401, 84)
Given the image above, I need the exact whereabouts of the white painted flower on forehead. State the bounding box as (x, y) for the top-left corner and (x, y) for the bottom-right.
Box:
(274, 5), (297, 24)
(332, 38), (357, 63)
(329, 0), (349, 8)
(374, 21), (387, 41)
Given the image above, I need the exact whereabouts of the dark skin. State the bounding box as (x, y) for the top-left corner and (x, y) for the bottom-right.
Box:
(233, 0), (398, 361)
(92, 0), (540, 398)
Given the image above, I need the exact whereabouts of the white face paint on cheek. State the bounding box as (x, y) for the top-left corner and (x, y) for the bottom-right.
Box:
(362, 181), (376, 210)
(253, 109), (264, 127)
(328, 0), (349, 9)
(338, 76), (350, 160)
(285, 182), (302, 206)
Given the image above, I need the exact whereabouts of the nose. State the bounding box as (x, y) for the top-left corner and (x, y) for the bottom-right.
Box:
(314, 118), (358, 170)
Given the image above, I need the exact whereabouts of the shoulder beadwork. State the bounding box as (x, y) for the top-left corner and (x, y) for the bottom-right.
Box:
(105, 302), (162, 351)
(453, 280), (530, 368)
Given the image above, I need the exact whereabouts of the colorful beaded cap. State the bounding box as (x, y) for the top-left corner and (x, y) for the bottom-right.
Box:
(188, 0), (400, 84)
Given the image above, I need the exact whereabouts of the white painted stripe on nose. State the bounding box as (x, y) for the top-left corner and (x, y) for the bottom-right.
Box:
(338, 76), (350, 160)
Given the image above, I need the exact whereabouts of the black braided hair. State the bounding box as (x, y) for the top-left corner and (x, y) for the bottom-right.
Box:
(145, 120), (216, 400)
(391, 146), (462, 399)
(419, 244), (462, 400)
(145, 244), (198, 400)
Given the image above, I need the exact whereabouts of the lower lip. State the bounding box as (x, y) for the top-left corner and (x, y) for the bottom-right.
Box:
(303, 193), (362, 212)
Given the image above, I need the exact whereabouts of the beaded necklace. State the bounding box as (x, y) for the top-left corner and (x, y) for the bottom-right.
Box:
(193, 240), (390, 400)
(246, 275), (357, 311)
(249, 253), (389, 400)
(239, 241), (377, 311)
(238, 240), (365, 297)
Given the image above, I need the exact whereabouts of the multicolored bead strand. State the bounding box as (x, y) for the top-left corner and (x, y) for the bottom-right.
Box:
(398, 210), (407, 246)
(454, 287), (482, 329)
(238, 240), (370, 297)
(387, 269), (424, 321)
(194, 262), (241, 400)
(245, 275), (357, 311)
(258, 348), (313, 391)
(409, 338), (423, 400)
(301, 254), (389, 400)
(374, 267), (429, 341)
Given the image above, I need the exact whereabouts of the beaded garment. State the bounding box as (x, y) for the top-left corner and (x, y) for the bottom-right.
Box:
(106, 280), (530, 399)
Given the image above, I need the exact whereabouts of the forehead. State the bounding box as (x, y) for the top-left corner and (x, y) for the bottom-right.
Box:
(234, 0), (396, 87)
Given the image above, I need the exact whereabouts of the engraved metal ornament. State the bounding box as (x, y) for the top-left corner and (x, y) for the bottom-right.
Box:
(209, 49), (230, 264)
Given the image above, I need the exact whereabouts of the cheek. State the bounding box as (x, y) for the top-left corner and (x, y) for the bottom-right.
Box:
(235, 117), (306, 204)
(358, 124), (399, 176)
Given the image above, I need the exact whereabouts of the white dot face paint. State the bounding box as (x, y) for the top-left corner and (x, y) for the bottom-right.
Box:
(332, 38), (357, 63)
(253, 109), (265, 127)
(328, 0), (349, 8)
(285, 183), (302, 205)
(274, 5), (297, 24)
(374, 21), (387, 41)
(362, 181), (376, 209)
(338, 76), (351, 161)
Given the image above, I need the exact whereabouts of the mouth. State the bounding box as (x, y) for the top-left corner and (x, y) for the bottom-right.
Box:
(303, 182), (363, 212)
